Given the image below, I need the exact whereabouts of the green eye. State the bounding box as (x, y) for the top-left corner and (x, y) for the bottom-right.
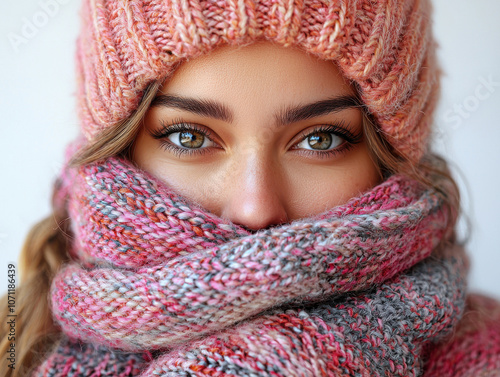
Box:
(173, 130), (207, 149)
(299, 131), (343, 151)
(150, 120), (219, 157)
(164, 127), (217, 156)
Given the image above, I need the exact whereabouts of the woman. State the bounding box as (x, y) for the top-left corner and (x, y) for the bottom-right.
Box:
(2, 0), (500, 376)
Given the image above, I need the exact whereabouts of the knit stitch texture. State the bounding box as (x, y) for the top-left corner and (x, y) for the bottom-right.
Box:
(76, 0), (440, 161)
(31, 1), (500, 375)
(31, 154), (495, 377)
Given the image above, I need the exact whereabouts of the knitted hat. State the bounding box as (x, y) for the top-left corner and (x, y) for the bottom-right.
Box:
(75, 0), (440, 162)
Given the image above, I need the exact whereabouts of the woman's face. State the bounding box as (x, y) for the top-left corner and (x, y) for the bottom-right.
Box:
(131, 42), (381, 231)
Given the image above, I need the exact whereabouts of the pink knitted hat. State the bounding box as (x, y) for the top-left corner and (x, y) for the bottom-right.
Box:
(75, 0), (440, 162)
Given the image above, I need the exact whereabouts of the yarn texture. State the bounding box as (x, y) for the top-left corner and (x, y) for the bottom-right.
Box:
(31, 154), (499, 377)
(76, 0), (440, 162)
(31, 0), (500, 375)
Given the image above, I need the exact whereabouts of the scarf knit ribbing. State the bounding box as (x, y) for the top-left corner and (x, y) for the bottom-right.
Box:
(34, 155), (472, 377)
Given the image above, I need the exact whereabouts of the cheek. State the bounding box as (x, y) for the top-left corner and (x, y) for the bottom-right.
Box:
(131, 129), (229, 211)
(130, 129), (168, 180)
(285, 144), (381, 218)
(131, 126), (381, 221)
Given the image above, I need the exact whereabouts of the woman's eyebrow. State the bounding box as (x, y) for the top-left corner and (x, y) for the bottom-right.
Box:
(151, 95), (234, 123)
(151, 94), (360, 126)
(275, 95), (361, 126)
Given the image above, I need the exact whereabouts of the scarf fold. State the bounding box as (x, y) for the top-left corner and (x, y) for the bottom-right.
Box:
(37, 155), (470, 376)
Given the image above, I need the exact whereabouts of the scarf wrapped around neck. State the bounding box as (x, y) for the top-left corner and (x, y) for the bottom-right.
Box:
(33, 154), (472, 377)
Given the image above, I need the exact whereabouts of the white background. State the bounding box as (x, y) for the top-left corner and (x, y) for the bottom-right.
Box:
(1, 1), (499, 299)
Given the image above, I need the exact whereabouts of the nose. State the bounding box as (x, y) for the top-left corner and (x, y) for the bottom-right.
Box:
(220, 151), (289, 232)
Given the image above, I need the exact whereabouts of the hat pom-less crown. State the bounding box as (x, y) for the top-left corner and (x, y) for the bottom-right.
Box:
(75, 0), (440, 162)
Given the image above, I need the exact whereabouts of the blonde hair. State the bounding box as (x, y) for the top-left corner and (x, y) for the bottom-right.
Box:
(0, 79), (461, 377)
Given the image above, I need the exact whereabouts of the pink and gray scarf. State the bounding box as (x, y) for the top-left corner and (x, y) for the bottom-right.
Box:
(33, 155), (475, 376)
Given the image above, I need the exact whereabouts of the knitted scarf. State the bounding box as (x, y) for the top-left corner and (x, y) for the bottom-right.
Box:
(33, 155), (469, 377)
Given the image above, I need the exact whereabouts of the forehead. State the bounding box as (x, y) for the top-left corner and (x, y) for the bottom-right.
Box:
(158, 41), (356, 107)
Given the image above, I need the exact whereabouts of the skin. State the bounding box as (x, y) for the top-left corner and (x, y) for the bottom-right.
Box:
(131, 41), (381, 232)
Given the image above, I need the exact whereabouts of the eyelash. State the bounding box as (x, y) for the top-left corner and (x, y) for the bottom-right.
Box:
(149, 118), (362, 159)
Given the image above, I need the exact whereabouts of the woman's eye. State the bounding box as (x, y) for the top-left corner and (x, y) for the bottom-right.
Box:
(151, 120), (360, 158)
(295, 131), (344, 151)
(167, 129), (216, 149)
